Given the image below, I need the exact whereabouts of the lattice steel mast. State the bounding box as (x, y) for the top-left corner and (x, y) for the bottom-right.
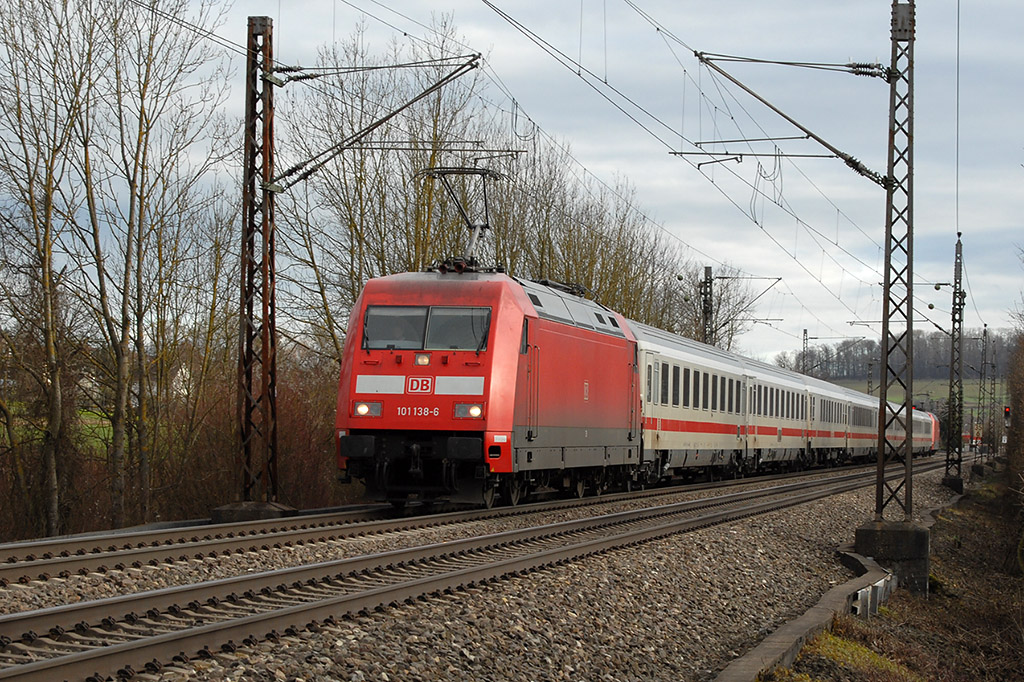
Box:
(978, 324), (988, 453)
(238, 16), (278, 504)
(944, 234), (965, 481)
(874, 0), (915, 521)
(701, 266), (714, 345)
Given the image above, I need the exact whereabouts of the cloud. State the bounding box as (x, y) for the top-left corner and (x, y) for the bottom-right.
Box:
(230, 0), (1023, 357)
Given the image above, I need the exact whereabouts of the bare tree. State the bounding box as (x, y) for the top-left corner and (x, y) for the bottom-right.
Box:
(672, 263), (758, 351)
(0, 0), (96, 535)
(276, 19), (486, 364)
(62, 0), (230, 526)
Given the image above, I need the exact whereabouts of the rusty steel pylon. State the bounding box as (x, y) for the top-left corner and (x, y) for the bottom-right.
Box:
(238, 16), (278, 503)
(945, 234), (965, 481)
(875, 0), (915, 521)
(700, 266), (714, 346)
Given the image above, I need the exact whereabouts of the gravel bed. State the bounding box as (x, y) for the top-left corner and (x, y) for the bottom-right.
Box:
(173, 470), (953, 680)
(1, 467), (958, 682)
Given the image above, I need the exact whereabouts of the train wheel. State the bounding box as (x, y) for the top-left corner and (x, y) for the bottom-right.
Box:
(482, 484), (497, 509)
(503, 476), (524, 506)
(573, 476), (586, 499)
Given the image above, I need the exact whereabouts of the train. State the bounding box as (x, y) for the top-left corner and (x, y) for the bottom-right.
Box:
(335, 266), (940, 507)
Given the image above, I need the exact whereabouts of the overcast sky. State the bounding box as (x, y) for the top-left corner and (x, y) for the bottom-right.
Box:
(226, 1), (1022, 360)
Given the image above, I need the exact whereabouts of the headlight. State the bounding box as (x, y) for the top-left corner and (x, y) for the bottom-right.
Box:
(353, 401), (382, 417)
(415, 353), (431, 366)
(454, 403), (484, 419)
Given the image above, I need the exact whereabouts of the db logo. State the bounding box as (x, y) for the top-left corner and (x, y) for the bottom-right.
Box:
(406, 376), (434, 394)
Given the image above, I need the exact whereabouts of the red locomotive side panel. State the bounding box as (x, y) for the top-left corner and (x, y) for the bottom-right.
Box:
(510, 315), (638, 473)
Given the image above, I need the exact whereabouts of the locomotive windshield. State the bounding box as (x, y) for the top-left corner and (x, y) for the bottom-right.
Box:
(363, 306), (491, 351)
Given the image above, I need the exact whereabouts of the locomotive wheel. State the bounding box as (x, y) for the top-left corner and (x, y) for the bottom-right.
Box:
(482, 484), (497, 509)
(503, 476), (524, 506)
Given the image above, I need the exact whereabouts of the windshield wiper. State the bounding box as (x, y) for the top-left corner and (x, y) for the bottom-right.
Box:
(476, 317), (491, 356)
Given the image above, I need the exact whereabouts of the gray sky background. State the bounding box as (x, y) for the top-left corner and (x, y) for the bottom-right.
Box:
(226, 1), (1022, 360)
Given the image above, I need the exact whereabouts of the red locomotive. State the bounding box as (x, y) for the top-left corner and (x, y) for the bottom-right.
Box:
(335, 269), (640, 506)
(335, 267), (939, 507)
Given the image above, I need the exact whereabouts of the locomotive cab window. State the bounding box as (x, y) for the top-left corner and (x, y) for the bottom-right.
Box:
(363, 305), (491, 351)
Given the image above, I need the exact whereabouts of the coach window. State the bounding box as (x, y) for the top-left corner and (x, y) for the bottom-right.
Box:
(646, 365), (652, 403)
(693, 370), (701, 409)
(728, 378), (734, 414)
(756, 385), (762, 416)
(711, 374), (719, 411)
(661, 362), (670, 405)
(720, 376), (726, 413)
(683, 368), (691, 407)
(672, 365), (681, 407)
(702, 371), (710, 410)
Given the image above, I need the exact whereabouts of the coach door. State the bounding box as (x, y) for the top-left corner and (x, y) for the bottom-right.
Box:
(742, 376), (753, 458)
(628, 345), (639, 442)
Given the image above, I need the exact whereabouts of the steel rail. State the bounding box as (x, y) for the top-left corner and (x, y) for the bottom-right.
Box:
(0, 462), (942, 681)
(0, 459), (930, 587)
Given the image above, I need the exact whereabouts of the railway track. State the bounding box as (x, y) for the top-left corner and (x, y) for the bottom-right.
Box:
(0, 461), (942, 681)
(0, 462), (898, 588)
